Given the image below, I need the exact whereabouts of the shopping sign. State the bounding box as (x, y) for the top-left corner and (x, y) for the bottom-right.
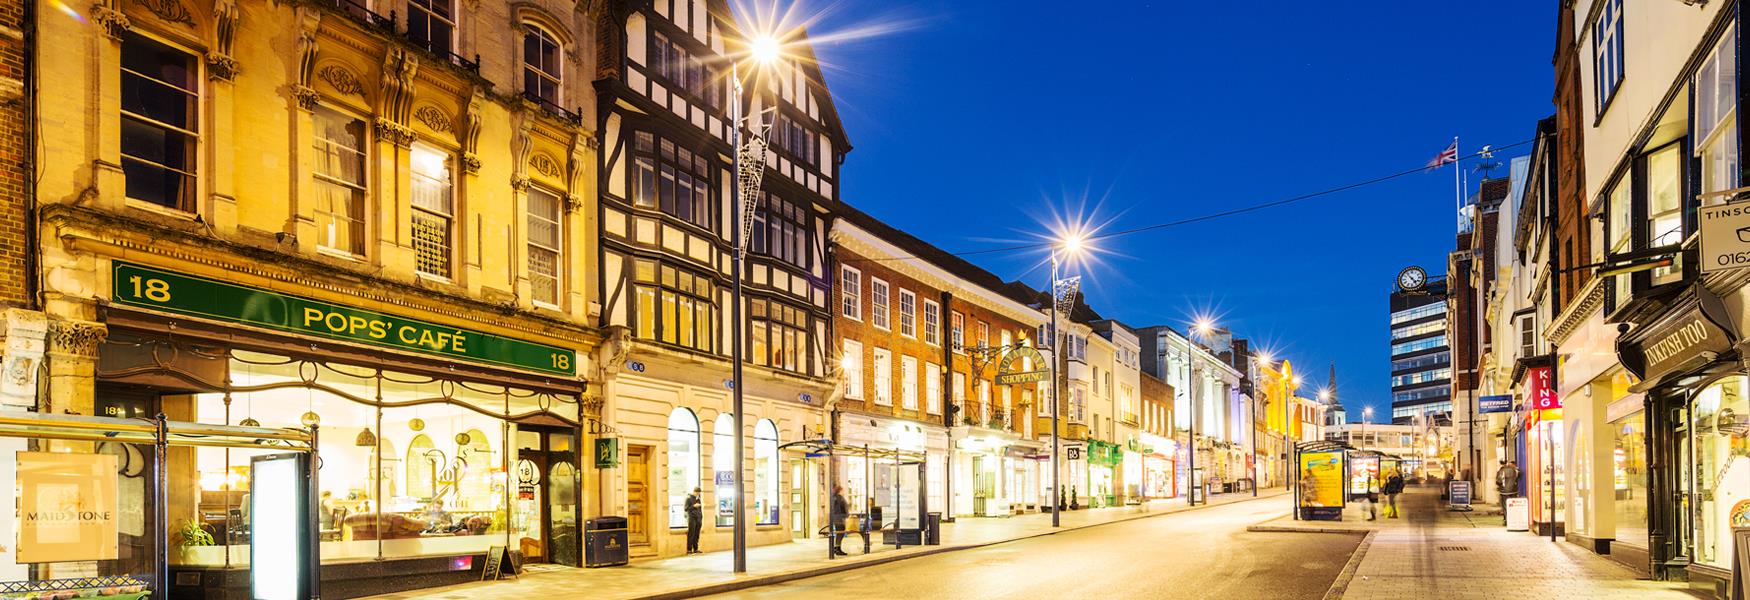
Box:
(1699, 200), (1750, 273)
(111, 261), (577, 376)
(994, 345), (1048, 385)
(1526, 366), (1561, 410)
(1478, 395), (1513, 414)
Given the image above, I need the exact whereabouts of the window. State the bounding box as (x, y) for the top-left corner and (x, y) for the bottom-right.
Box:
(840, 266), (861, 319)
(712, 413), (735, 527)
(1697, 25), (1740, 200)
(751, 299), (808, 373)
(407, 0), (454, 55)
(632, 258), (715, 352)
(1647, 145), (1684, 284)
(527, 187), (563, 306)
(922, 300), (941, 346)
(898, 289), (916, 337)
(1389, 302), (1445, 324)
(977, 379), (991, 424)
(870, 279), (890, 330)
(632, 132), (713, 229)
(752, 192), (810, 268)
(523, 24), (562, 104)
(977, 321), (989, 349)
(925, 362), (941, 414)
(1606, 178), (1632, 304)
(120, 32), (198, 211)
(410, 143), (454, 278)
(1518, 315), (1537, 357)
(1392, 351), (1450, 372)
(901, 356), (918, 411)
(312, 107), (367, 255)
(1391, 386), (1450, 404)
(1390, 321), (1443, 340)
(842, 340), (863, 399)
(650, 31), (720, 109)
(773, 112), (818, 168)
(667, 408), (700, 529)
(1390, 368), (1451, 387)
(1593, 0), (1624, 113)
(951, 372), (965, 415)
(754, 419), (780, 525)
(872, 349), (892, 406)
(1391, 335), (1446, 355)
(951, 312), (965, 352)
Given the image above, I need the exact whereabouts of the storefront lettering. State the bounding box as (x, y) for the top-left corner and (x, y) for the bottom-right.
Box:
(1644, 319), (1709, 367)
(111, 261), (575, 376)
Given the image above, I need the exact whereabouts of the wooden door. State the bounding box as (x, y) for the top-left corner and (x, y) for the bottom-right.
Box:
(627, 445), (651, 545)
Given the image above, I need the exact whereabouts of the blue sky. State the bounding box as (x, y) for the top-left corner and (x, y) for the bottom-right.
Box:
(803, 1), (1552, 422)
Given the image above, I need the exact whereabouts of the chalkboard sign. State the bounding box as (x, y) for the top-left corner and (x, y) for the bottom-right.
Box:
(481, 545), (519, 581)
(1448, 480), (1472, 511)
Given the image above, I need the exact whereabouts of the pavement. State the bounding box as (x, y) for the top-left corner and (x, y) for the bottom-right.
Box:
(1247, 485), (1695, 600)
(362, 489), (1289, 600)
(706, 493), (1358, 599)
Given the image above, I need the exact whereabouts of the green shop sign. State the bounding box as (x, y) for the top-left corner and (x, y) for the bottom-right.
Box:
(111, 261), (577, 376)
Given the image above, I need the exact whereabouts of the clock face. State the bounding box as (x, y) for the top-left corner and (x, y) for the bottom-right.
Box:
(1398, 267), (1427, 291)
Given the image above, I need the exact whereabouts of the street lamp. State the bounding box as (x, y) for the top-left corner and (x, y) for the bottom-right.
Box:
(1360, 407), (1373, 452)
(1048, 233), (1085, 527)
(729, 34), (780, 575)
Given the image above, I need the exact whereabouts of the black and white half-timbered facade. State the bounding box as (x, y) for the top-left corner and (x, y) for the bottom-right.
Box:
(590, 0), (849, 557)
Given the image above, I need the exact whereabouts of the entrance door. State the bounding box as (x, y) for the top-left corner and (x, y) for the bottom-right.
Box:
(789, 459), (812, 539)
(627, 445), (652, 546)
(515, 426), (580, 566)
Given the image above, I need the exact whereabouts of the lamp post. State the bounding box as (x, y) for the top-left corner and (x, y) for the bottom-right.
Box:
(729, 35), (779, 575)
(1361, 407), (1373, 452)
(1047, 235), (1083, 528)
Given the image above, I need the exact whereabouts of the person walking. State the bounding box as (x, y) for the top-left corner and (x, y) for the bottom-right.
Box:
(1384, 470), (1405, 518)
(1495, 460), (1520, 523)
(829, 486), (866, 556)
(684, 487), (703, 554)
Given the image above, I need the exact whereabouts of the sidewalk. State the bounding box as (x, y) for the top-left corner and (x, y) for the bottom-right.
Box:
(363, 489), (1286, 600)
(1248, 486), (1691, 600)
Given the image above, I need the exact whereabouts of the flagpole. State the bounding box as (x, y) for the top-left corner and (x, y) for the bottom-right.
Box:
(1453, 136), (1461, 232)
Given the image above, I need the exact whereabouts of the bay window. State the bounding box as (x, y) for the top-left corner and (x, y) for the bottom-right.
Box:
(1646, 144), (1682, 284)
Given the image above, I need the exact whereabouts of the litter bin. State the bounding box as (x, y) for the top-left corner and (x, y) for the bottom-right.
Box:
(585, 516), (629, 567)
(925, 512), (941, 545)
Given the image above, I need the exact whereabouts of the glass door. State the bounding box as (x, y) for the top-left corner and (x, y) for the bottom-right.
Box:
(548, 459), (578, 566)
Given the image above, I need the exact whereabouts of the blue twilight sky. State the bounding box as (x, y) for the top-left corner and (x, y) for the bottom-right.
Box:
(797, 1), (1552, 422)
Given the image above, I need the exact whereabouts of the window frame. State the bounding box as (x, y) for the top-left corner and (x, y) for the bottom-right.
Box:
(119, 30), (201, 214)
(631, 131), (714, 230)
(407, 0), (456, 56)
(631, 257), (717, 352)
(925, 362), (941, 415)
(1593, 0), (1625, 116)
(840, 265), (862, 320)
(522, 23), (564, 106)
(900, 355), (919, 411)
(750, 298), (810, 374)
(527, 186), (565, 308)
(950, 311), (965, 353)
(898, 289), (917, 338)
(922, 299), (941, 346)
(311, 105), (370, 257)
(872, 348), (892, 406)
(842, 339), (864, 399)
(410, 141), (455, 279)
(870, 278), (890, 331)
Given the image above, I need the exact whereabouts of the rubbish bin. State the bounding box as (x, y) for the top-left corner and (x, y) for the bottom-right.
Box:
(584, 516), (629, 567)
(925, 512), (941, 546)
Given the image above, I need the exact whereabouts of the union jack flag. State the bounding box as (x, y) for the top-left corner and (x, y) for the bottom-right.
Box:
(1425, 141), (1458, 170)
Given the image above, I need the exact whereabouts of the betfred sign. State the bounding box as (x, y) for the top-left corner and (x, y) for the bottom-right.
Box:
(1526, 366), (1560, 410)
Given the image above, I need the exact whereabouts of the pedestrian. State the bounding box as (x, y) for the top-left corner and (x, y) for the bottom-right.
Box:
(685, 486), (703, 554)
(1384, 470), (1405, 518)
(829, 485), (868, 556)
(1495, 460), (1520, 523)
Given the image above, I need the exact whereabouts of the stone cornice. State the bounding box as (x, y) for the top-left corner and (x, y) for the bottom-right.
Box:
(1546, 276), (1602, 346)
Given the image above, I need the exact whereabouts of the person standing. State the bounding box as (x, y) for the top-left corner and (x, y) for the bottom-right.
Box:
(685, 487), (703, 554)
(1384, 470), (1405, 518)
(829, 486), (850, 556)
(1495, 460), (1520, 523)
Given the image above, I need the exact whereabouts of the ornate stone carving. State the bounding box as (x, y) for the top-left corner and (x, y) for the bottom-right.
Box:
(206, 52), (239, 81)
(373, 118), (415, 147)
(137, 0), (193, 25)
(413, 105), (451, 132)
(529, 154), (561, 178)
(461, 153), (482, 174)
(90, 3), (131, 39)
(292, 85), (319, 110)
(295, 7), (321, 90)
(318, 65), (361, 96)
(510, 175), (531, 192)
(377, 48), (418, 126)
(461, 91), (484, 171)
(47, 320), (107, 358)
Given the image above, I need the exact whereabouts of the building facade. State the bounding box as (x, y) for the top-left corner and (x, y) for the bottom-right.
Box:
(590, 0), (849, 559)
(1390, 281), (1453, 423)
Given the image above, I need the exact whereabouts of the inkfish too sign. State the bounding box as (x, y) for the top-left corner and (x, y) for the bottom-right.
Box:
(1616, 284), (1737, 389)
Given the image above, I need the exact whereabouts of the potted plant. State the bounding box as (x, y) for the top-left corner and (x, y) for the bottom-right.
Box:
(174, 518), (220, 564)
(1070, 486), (1080, 510)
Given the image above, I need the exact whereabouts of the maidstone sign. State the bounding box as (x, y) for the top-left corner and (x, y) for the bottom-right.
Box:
(111, 261), (577, 376)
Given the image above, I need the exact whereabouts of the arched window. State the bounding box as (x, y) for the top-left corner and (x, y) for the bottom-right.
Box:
(712, 413), (735, 526)
(522, 24), (562, 104)
(666, 408), (699, 529)
(407, 434), (436, 499)
(754, 419), (780, 525)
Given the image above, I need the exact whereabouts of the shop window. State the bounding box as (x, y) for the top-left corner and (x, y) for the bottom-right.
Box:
(1690, 376), (1749, 569)
(754, 419), (780, 525)
(527, 187), (563, 306)
(1611, 411), (1648, 547)
(410, 142), (454, 278)
(712, 413), (735, 527)
(632, 258), (715, 352)
(668, 408), (700, 529)
(120, 31), (198, 212)
(407, 434), (437, 499)
(313, 107), (368, 255)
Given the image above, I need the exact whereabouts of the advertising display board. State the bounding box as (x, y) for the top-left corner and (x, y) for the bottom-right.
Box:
(1297, 451), (1344, 521)
(1449, 480), (1473, 511)
(1349, 455), (1380, 500)
(898, 466), (921, 530)
(15, 452), (118, 563)
(251, 452), (313, 600)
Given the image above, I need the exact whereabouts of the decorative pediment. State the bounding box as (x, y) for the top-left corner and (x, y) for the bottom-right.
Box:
(135, 0), (193, 25)
(529, 153), (562, 178)
(413, 105), (452, 133)
(318, 65), (362, 96)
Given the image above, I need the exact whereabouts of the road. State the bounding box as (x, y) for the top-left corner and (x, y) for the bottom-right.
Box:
(708, 497), (1361, 600)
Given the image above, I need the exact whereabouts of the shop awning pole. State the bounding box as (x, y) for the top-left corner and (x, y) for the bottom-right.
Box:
(152, 414), (168, 596)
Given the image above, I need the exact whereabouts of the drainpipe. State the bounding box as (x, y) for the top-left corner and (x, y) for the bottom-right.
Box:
(939, 290), (954, 523)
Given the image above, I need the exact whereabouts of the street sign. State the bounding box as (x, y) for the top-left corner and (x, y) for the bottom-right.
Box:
(1700, 200), (1750, 273)
(1479, 395), (1512, 414)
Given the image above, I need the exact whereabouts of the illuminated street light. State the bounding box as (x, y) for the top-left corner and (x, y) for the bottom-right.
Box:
(1045, 232), (1087, 526)
(750, 35), (781, 64)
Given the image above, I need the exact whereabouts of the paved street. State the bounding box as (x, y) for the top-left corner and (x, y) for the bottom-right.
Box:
(706, 498), (1360, 600)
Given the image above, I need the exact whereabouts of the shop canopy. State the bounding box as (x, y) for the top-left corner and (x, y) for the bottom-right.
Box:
(778, 439), (928, 463)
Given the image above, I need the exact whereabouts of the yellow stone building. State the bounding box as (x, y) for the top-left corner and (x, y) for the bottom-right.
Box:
(26, 0), (605, 593)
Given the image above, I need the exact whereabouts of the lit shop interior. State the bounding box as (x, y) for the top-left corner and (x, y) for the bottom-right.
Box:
(96, 334), (583, 595)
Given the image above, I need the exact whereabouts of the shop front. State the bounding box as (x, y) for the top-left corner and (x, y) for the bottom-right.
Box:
(836, 414), (948, 524)
(952, 430), (1027, 516)
(1615, 283), (1748, 595)
(90, 262), (589, 599)
(1137, 433), (1178, 500)
(1084, 439), (1121, 507)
